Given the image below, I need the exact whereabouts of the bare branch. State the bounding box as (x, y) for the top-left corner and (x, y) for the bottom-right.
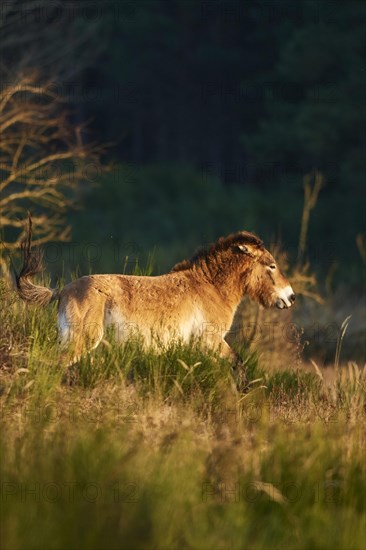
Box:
(0, 73), (105, 259)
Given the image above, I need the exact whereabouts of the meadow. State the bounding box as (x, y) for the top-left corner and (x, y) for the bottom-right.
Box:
(1, 2), (365, 547)
(0, 272), (365, 550)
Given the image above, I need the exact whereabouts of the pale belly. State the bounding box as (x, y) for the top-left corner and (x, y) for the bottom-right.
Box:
(103, 306), (207, 347)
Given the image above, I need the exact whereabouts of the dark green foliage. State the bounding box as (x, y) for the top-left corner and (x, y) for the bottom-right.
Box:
(66, 163), (270, 274)
(62, 162), (364, 286)
(2, 1), (365, 281)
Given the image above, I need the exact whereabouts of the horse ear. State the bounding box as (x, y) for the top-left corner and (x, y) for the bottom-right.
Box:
(237, 244), (256, 257)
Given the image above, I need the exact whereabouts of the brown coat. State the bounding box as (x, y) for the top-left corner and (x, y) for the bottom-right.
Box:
(16, 221), (295, 362)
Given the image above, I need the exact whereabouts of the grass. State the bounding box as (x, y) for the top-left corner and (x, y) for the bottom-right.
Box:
(0, 279), (365, 550)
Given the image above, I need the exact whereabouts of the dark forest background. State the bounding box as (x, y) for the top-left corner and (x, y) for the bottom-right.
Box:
(1, 0), (365, 285)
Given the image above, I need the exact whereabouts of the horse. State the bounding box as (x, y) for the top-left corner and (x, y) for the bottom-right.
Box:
(15, 216), (295, 363)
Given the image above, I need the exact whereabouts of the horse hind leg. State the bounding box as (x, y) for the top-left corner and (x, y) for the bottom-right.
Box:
(58, 309), (104, 367)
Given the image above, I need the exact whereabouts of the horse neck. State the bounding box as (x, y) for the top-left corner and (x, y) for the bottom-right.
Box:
(194, 253), (251, 309)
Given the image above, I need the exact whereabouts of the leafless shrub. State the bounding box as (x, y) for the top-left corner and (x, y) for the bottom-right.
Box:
(0, 73), (104, 258)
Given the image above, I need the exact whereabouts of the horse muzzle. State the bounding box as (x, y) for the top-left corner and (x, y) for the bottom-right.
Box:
(275, 286), (296, 309)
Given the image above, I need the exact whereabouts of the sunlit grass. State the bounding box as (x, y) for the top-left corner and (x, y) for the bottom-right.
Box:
(0, 279), (365, 550)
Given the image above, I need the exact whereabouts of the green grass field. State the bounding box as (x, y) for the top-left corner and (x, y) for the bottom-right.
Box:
(0, 279), (365, 550)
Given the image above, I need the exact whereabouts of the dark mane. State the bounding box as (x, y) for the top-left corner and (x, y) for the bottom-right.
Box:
(171, 231), (264, 272)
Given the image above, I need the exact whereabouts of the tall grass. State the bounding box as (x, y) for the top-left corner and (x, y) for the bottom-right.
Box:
(0, 275), (365, 550)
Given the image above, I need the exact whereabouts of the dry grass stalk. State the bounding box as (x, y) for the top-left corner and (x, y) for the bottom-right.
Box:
(297, 171), (324, 268)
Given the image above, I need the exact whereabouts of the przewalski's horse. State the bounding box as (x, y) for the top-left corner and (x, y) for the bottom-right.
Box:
(15, 216), (295, 363)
